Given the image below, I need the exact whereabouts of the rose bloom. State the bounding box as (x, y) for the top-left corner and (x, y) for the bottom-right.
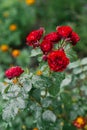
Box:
(5, 66), (24, 79)
(48, 49), (69, 72)
(26, 27), (45, 47)
(12, 49), (20, 58)
(9, 24), (17, 31)
(70, 31), (80, 45)
(40, 40), (53, 54)
(43, 32), (61, 43)
(73, 116), (86, 129)
(42, 55), (48, 61)
(56, 26), (72, 38)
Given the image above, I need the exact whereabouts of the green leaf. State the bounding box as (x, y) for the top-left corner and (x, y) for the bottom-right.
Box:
(4, 85), (10, 93)
(48, 85), (60, 96)
(41, 97), (52, 108)
(63, 124), (77, 130)
(30, 48), (42, 57)
(42, 110), (56, 123)
(48, 72), (65, 96)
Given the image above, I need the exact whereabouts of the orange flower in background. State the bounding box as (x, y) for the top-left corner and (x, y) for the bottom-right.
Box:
(73, 116), (86, 129)
(12, 49), (20, 57)
(36, 70), (43, 76)
(25, 0), (35, 5)
(12, 78), (18, 84)
(9, 24), (17, 31)
(0, 44), (9, 52)
(33, 128), (39, 130)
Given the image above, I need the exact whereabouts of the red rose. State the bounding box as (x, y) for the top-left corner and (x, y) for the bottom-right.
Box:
(70, 31), (80, 45)
(26, 27), (45, 47)
(48, 49), (69, 72)
(43, 32), (61, 43)
(73, 116), (86, 129)
(42, 55), (48, 61)
(56, 26), (72, 38)
(5, 66), (24, 79)
(40, 40), (53, 54)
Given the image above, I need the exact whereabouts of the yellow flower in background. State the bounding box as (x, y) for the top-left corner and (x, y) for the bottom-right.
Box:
(0, 44), (9, 52)
(60, 122), (64, 126)
(9, 24), (17, 31)
(12, 49), (20, 57)
(3, 82), (8, 86)
(36, 70), (43, 76)
(25, 0), (35, 5)
(33, 128), (39, 130)
(22, 125), (26, 130)
(3, 12), (9, 17)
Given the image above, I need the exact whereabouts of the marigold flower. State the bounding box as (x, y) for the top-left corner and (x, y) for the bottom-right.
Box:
(73, 116), (86, 129)
(5, 66), (24, 79)
(40, 40), (53, 54)
(36, 70), (43, 76)
(12, 49), (20, 57)
(43, 32), (61, 43)
(48, 49), (69, 72)
(33, 128), (39, 130)
(26, 27), (45, 47)
(25, 0), (35, 5)
(56, 26), (72, 38)
(0, 44), (9, 52)
(9, 24), (17, 31)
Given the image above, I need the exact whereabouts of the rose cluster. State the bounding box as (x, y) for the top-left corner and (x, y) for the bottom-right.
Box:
(26, 26), (80, 72)
(5, 26), (80, 79)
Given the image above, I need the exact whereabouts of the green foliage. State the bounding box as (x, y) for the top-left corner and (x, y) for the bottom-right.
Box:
(0, 0), (37, 46)
(0, 0), (87, 129)
(0, 56), (87, 129)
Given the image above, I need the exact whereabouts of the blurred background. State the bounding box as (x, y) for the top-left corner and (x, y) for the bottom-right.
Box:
(0, 0), (87, 129)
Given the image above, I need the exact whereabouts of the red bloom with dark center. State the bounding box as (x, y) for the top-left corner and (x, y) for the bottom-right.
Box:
(73, 116), (86, 129)
(48, 49), (69, 72)
(26, 27), (45, 47)
(70, 31), (80, 45)
(40, 40), (53, 54)
(43, 32), (61, 43)
(5, 66), (24, 79)
(56, 26), (72, 38)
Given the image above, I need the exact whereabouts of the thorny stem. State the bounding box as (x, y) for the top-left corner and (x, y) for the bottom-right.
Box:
(30, 96), (42, 107)
(16, 77), (23, 87)
(62, 41), (67, 48)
